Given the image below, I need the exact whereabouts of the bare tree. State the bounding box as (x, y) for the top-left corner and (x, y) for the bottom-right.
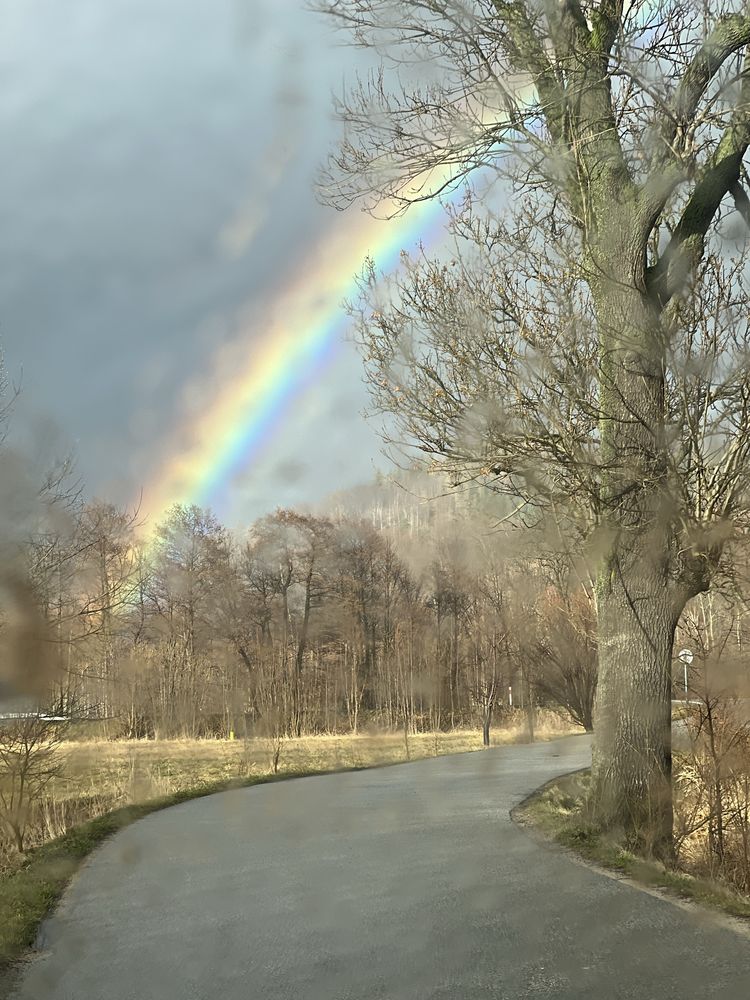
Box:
(145, 505), (231, 737)
(469, 577), (506, 746)
(315, 0), (750, 857)
(519, 570), (598, 732)
(0, 716), (65, 855)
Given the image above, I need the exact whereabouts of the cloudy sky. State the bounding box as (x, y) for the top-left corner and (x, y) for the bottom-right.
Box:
(0, 0), (415, 529)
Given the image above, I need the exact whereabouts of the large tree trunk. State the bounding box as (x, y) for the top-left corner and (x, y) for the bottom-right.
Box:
(588, 243), (682, 860)
(592, 545), (681, 859)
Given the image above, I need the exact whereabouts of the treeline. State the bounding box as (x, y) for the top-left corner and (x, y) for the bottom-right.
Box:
(4, 475), (597, 741)
(7, 466), (750, 894)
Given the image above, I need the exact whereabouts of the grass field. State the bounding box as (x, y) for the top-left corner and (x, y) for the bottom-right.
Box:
(19, 710), (576, 858)
(60, 710), (577, 804)
(0, 710), (579, 972)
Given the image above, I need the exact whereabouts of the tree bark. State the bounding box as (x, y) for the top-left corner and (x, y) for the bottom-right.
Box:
(482, 705), (492, 747)
(592, 555), (680, 858)
(588, 251), (684, 859)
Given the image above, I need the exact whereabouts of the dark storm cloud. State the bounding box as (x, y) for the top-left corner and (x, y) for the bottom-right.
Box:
(0, 0), (381, 522)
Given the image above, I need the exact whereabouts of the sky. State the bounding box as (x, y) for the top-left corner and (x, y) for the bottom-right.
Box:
(0, 0), (432, 530)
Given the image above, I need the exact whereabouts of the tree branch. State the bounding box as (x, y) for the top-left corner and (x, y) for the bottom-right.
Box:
(640, 10), (750, 233)
(648, 56), (750, 306)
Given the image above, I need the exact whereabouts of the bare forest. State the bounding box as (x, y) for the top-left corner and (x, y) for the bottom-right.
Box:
(0, 464), (588, 869)
(1, 471), (595, 745)
(5, 461), (750, 898)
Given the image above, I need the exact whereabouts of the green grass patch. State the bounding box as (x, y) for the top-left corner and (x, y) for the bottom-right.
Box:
(515, 770), (750, 922)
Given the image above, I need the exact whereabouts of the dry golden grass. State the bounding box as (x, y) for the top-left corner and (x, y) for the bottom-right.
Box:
(517, 771), (750, 921)
(2, 709), (579, 868)
(60, 709), (577, 802)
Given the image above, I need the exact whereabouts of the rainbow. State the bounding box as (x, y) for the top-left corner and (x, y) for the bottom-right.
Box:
(140, 191), (453, 526)
(140, 65), (541, 529)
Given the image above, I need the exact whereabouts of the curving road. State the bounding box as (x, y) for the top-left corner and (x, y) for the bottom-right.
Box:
(11, 736), (750, 999)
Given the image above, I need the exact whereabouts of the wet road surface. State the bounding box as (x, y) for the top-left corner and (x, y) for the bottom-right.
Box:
(12, 735), (750, 999)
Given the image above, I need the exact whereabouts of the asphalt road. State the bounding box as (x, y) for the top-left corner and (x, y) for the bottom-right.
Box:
(11, 735), (750, 1000)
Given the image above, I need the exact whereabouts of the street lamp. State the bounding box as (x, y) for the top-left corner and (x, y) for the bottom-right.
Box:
(677, 648), (693, 701)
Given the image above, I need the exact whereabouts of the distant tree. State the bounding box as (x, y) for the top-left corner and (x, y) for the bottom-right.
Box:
(245, 510), (333, 736)
(148, 505), (230, 736)
(429, 537), (472, 728)
(334, 518), (389, 721)
(467, 581), (506, 747)
(527, 584), (598, 732)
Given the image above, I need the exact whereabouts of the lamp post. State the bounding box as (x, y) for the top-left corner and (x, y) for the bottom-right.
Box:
(677, 648), (694, 702)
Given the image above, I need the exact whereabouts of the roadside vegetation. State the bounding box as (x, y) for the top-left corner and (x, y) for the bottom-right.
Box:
(516, 584), (750, 919)
(517, 769), (750, 923)
(0, 712), (576, 871)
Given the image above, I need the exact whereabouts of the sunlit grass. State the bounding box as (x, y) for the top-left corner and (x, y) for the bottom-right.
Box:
(31, 710), (577, 843)
(57, 709), (577, 805)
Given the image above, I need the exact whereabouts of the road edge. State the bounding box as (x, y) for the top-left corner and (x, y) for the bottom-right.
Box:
(511, 770), (750, 942)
